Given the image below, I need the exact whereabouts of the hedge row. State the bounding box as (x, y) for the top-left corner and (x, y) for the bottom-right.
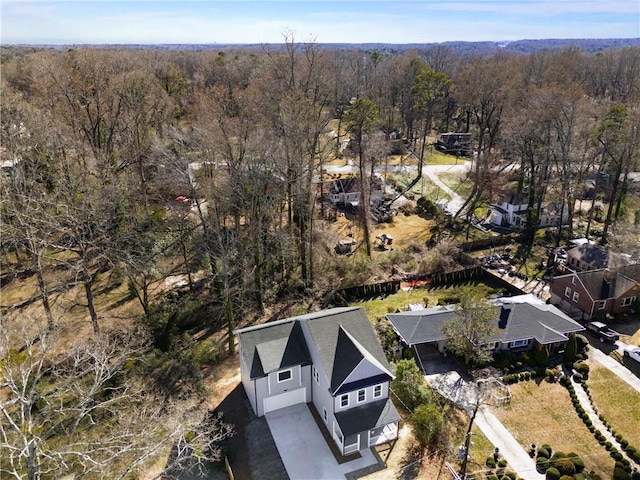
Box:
(560, 377), (638, 471)
(582, 382), (640, 465)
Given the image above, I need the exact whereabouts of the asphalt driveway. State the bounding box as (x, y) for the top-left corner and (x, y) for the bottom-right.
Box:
(266, 403), (379, 480)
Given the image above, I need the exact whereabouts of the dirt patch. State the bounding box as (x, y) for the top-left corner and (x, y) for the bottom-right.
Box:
(329, 212), (435, 251)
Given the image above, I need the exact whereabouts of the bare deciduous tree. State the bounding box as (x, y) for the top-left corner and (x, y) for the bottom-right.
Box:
(0, 323), (233, 480)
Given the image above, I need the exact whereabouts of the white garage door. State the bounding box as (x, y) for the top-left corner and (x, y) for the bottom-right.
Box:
(263, 388), (306, 414)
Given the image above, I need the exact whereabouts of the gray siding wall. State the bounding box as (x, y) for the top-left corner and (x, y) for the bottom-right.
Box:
(333, 382), (389, 411)
(253, 364), (311, 417)
(255, 376), (269, 417)
(239, 344), (258, 416)
(300, 326), (337, 436)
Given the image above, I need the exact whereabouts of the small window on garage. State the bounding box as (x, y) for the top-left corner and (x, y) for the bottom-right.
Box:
(323, 408), (327, 423)
(277, 369), (292, 383)
(598, 300), (606, 310)
(340, 394), (349, 408)
(572, 276), (576, 285)
(573, 291), (579, 303)
(564, 287), (571, 298)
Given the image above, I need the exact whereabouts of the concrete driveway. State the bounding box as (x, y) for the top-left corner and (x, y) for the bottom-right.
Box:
(265, 403), (379, 480)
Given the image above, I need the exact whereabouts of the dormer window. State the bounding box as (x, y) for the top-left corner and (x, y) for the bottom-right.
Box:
(373, 384), (382, 398)
(277, 369), (292, 382)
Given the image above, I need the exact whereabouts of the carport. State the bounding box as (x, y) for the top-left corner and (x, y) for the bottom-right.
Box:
(266, 403), (380, 479)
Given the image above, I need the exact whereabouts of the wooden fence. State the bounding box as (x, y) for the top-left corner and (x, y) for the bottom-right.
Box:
(336, 280), (401, 302)
(431, 266), (483, 285)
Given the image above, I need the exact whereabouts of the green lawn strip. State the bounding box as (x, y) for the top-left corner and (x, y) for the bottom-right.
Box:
(469, 425), (495, 467)
(494, 380), (614, 479)
(587, 362), (640, 448)
(425, 150), (461, 166)
(437, 172), (474, 200)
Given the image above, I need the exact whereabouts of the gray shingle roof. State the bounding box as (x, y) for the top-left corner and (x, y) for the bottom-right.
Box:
(236, 319), (310, 380)
(567, 244), (630, 270)
(235, 307), (394, 392)
(387, 296), (584, 347)
(304, 307), (393, 395)
(334, 398), (400, 437)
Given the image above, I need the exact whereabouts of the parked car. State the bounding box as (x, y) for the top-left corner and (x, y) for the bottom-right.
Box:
(623, 345), (640, 363)
(586, 321), (620, 343)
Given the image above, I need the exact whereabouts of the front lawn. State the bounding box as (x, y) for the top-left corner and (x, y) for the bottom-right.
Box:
(494, 380), (614, 479)
(587, 361), (640, 448)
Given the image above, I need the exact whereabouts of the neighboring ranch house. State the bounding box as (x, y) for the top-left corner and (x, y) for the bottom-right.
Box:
(488, 193), (568, 229)
(234, 307), (400, 456)
(550, 265), (640, 320)
(328, 176), (384, 207)
(565, 243), (632, 273)
(386, 295), (584, 366)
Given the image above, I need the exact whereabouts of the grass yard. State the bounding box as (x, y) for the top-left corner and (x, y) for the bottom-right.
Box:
(352, 280), (508, 321)
(587, 361), (640, 448)
(438, 172), (474, 200)
(494, 380), (614, 479)
(425, 150), (463, 165)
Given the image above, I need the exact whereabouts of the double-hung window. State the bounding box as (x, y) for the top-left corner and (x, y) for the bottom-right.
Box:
(357, 389), (366, 403)
(373, 384), (382, 398)
(340, 394), (349, 408)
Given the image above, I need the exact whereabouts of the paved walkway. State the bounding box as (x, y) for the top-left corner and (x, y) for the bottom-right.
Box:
(589, 346), (640, 394)
(425, 370), (544, 480)
(475, 407), (545, 480)
(423, 164), (468, 216)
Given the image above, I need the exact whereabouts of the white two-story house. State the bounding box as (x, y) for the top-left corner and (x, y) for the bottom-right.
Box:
(234, 307), (400, 456)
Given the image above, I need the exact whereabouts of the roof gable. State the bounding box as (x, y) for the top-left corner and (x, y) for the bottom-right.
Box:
(236, 319), (310, 379)
(235, 307), (394, 393)
(303, 307), (395, 396)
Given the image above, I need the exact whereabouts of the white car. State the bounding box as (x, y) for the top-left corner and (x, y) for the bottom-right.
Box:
(623, 345), (640, 363)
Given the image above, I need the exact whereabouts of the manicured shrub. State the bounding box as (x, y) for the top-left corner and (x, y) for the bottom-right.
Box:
(536, 456), (549, 471)
(504, 472), (517, 480)
(575, 333), (589, 353)
(564, 333), (577, 362)
(545, 467), (561, 480)
(559, 476), (574, 480)
(535, 345), (550, 367)
(553, 457), (576, 476)
(550, 451), (567, 460)
(486, 457), (497, 468)
(568, 453), (585, 472)
(573, 372), (584, 383)
(559, 376), (570, 387)
(537, 447), (550, 459)
(498, 459), (508, 468)
(613, 467), (632, 480)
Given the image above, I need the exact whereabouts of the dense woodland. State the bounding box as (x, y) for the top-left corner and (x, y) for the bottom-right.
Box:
(1, 40), (640, 478)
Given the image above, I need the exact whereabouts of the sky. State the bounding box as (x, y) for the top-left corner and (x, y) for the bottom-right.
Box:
(1, 0), (639, 45)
